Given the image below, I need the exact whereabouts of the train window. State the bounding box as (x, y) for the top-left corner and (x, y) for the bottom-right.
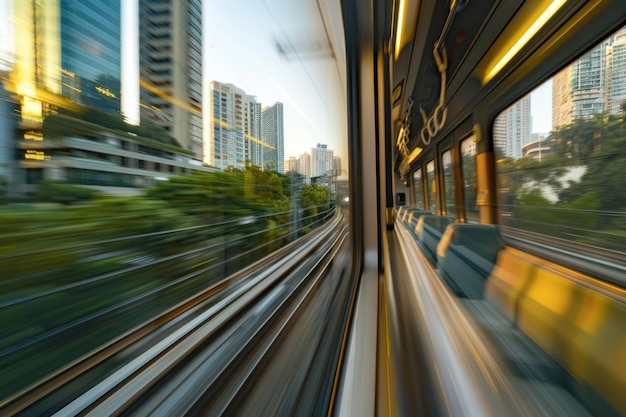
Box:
(0, 0), (348, 401)
(461, 136), (478, 222)
(426, 160), (437, 212)
(413, 168), (424, 209)
(494, 26), (626, 254)
(442, 150), (455, 217)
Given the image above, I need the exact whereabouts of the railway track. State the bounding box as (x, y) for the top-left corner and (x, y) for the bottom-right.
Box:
(4, 215), (353, 417)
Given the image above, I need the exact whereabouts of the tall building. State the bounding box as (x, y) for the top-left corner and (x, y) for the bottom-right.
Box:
(10, 0), (124, 121)
(4, 1), (210, 194)
(552, 68), (574, 129)
(60, 0), (122, 113)
(311, 143), (333, 178)
(332, 156), (342, 175)
(298, 152), (311, 183)
(246, 101), (263, 167)
(284, 156), (298, 173)
(7, 0), (143, 192)
(605, 28), (626, 115)
(0, 80), (18, 192)
(208, 81), (267, 170)
(139, 0), (203, 158)
(553, 42), (608, 129)
(570, 44), (607, 120)
(261, 102), (284, 173)
(493, 96), (531, 158)
(553, 27), (626, 130)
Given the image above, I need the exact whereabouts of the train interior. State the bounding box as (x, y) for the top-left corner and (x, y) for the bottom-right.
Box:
(341, 0), (626, 416)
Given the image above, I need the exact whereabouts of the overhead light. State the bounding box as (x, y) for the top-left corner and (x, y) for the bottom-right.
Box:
(394, 0), (419, 60)
(484, 0), (567, 83)
(394, 0), (407, 60)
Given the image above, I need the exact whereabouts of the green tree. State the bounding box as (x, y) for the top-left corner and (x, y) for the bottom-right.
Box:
(301, 183), (330, 208)
(548, 116), (604, 164)
(558, 132), (626, 210)
(300, 183), (331, 232)
(496, 154), (565, 212)
(33, 181), (101, 205)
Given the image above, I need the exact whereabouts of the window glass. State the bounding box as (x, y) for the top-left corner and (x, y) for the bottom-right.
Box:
(461, 136), (478, 222)
(0, 0), (348, 400)
(442, 150), (455, 217)
(494, 26), (626, 254)
(413, 168), (424, 209)
(426, 160), (437, 212)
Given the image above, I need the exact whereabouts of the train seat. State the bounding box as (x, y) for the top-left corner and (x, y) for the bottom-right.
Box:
(485, 248), (626, 415)
(406, 209), (432, 236)
(436, 224), (504, 299)
(415, 215), (453, 262)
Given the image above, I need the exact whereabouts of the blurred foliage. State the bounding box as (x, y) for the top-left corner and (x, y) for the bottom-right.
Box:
(63, 107), (181, 148)
(498, 113), (626, 251)
(0, 176), (7, 205)
(549, 116), (605, 164)
(497, 154), (566, 207)
(300, 183), (331, 233)
(0, 165), (316, 400)
(32, 180), (101, 205)
(43, 112), (192, 155)
(301, 183), (330, 208)
(146, 166), (293, 254)
(146, 166), (290, 219)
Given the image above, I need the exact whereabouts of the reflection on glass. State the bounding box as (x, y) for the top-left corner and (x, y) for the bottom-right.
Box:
(413, 168), (424, 209)
(461, 136), (478, 222)
(494, 26), (626, 254)
(442, 150), (455, 218)
(426, 160), (437, 212)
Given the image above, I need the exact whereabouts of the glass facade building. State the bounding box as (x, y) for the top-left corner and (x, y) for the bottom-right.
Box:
(261, 102), (285, 173)
(60, 0), (121, 112)
(140, 0), (203, 158)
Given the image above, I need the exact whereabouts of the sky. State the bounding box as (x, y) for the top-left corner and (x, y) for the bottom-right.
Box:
(530, 79), (553, 134)
(202, 0), (348, 162)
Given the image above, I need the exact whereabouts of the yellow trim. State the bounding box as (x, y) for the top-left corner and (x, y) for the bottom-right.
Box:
(394, 0), (407, 60)
(483, 0), (567, 84)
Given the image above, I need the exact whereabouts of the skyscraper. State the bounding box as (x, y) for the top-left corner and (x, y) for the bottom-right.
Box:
(284, 156), (298, 174)
(208, 81), (267, 170)
(332, 155), (342, 175)
(605, 28), (626, 115)
(261, 102), (284, 173)
(311, 143), (333, 178)
(570, 44), (607, 120)
(10, 0), (124, 120)
(60, 0), (122, 113)
(493, 96), (531, 158)
(298, 152), (311, 183)
(553, 42), (608, 129)
(552, 28), (626, 129)
(552, 68), (574, 129)
(247, 101), (263, 167)
(0, 80), (18, 190)
(139, 0), (203, 157)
